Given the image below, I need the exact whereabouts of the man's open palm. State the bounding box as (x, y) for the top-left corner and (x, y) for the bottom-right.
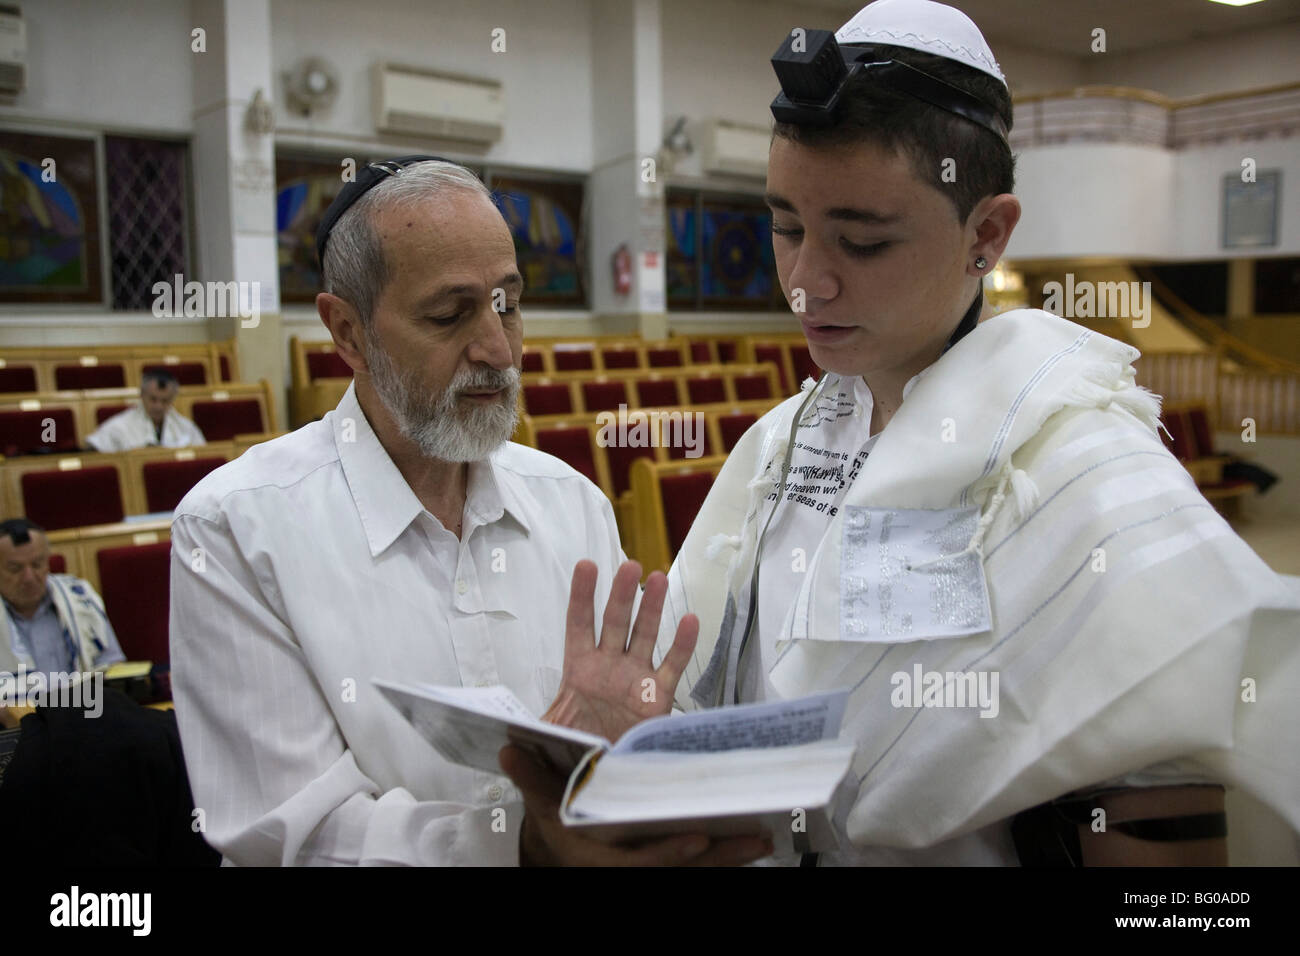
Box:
(542, 560), (698, 743)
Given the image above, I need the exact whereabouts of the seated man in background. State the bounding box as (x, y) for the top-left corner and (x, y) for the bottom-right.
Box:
(0, 517), (123, 698)
(0, 514), (219, 866)
(169, 157), (763, 866)
(86, 369), (206, 452)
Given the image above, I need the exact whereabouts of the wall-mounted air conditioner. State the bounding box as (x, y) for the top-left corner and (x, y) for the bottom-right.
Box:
(372, 63), (503, 144)
(700, 120), (770, 179)
(0, 5), (26, 95)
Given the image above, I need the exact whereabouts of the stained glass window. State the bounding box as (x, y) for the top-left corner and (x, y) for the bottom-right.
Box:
(488, 174), (585, 306)
(0, 131), (104, 304)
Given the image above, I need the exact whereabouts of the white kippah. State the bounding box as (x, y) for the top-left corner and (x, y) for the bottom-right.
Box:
(836, 0), (1006, 86)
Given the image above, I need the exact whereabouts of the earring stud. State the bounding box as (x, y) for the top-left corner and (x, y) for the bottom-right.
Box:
(975, 256), (988, 271)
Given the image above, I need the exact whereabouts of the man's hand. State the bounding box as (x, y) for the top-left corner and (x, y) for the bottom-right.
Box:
(500, 745), (772, 866)
(542, 560), (698, 744)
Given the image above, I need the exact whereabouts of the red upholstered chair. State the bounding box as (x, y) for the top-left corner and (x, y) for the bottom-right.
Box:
(606, 443), (656, 498)
(142, 362), (207, 385)
(552, 347), (595, 371)
(686, 375), (726, 405)
(717, 412), (758, 451)
(581, 380), (629, 413)
(1160, 410), (1194, 461)
(1186, 407), (1215, 457)
(790, 345), (821, 386)
(753, 345), (789, 392)
(190, 399), (265, 441)
(95, 404), (132, 425)
(659, 470), (715, 555)
(647, 348), (684, 368)
(522, 383), (573, 415)
(717, 341), (738, 362)
(219, 354), (231, 381)
(54, 364), (127, 390)
(634, 378), (679, 407)
(0, 366), (38, 393)
(20, 466), (125, 530)
(141, 457), (226, 513)
(521, 351), (545, 373)
(731, 372), (773, 401)
(96, 540), (172, 670)
(663, 416), (712, 461)
(305, 350), (353, 380)
(0, 408), (78, 457)
(534, 425), (602, 489)
(689, 342), (713, 363)
(48, 553), (67, 573)
(600, 348), (639, 370)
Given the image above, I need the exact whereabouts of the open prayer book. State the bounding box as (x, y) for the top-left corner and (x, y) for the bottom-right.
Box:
(375, 679), (857, 855)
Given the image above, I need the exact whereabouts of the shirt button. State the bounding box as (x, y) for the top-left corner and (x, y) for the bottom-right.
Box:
(853, 405), (862, 418)
(487, 784), (504, 801)
(456, 579), (468, 594)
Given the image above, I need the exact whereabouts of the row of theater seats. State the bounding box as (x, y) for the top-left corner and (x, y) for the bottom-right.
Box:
(0, 382), (274, 458)
(0, 342), (237, 393)
(520, 363), (782, 416)
(514, 397), (782, 573)
(288, 333), (823, 425)
(0, 438), (281, 531)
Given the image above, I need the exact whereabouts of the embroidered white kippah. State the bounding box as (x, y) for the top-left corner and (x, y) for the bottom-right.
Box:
(836, 0), (1006, 86)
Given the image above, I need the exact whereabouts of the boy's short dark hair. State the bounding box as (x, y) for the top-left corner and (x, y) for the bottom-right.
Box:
(772, 45), (1015, 224)
(0, 517), (45, 546)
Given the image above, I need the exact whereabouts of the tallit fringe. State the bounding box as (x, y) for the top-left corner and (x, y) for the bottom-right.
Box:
(1062, 359), (1164, 436)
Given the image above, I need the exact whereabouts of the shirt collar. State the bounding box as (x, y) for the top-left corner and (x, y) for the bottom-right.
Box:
(333, 382), (531, 557)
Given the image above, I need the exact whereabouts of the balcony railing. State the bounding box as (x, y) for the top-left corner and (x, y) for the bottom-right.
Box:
(1010, 83), (1300, 149)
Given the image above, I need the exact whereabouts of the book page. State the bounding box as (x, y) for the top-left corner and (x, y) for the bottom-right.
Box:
(374, 679), (609, 776)
(612, 689), (848, 755)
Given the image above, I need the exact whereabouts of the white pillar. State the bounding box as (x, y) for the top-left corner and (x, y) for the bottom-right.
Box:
(590, 0), (668, 339)
(190, 0), (285, 428)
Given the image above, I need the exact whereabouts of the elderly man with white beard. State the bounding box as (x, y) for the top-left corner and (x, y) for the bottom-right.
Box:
(168, 158), (769, 867)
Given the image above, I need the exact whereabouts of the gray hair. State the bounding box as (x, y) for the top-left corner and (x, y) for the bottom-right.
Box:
(322, 160), (495, 331)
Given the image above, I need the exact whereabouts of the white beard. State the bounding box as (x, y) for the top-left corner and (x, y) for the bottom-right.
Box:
(366, 335), (520, 464)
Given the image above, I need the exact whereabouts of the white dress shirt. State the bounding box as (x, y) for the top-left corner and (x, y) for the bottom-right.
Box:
(169, 381), (627, 865)
(87, 403), (206, 452)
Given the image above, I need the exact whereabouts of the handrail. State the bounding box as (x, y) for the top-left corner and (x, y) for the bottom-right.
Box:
(1132, 266), (1300, 375)
(1013, 81), (1300, 110)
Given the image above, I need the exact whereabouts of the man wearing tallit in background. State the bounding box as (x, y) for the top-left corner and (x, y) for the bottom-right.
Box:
(508, 0), (1300, 866)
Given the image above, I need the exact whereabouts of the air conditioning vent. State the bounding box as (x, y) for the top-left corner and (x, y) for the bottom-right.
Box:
(372, 63), (503, 144)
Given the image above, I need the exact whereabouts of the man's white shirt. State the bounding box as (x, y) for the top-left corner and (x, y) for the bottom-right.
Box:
(169, 381), (628, 865)
(86, 403), (206, 452)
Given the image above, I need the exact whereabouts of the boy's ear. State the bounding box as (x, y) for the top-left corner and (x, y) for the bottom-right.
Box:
(970, 193), (1021, 268)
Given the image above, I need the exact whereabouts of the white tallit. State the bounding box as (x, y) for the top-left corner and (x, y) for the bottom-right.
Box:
(0, 574), (118, 676)
(656, 308), (1300, 856)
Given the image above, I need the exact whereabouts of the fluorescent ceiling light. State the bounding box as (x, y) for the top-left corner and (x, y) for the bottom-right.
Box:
(1207, 0), (1266, 7)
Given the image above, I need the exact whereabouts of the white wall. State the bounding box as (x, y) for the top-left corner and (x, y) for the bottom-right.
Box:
(0, 0), (193, 133)
(270, 0), (594, 172)
(1078, 21), (1300, 100)
(1009, 143), (1177, 261)
(1009, 135), (1300, 263)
